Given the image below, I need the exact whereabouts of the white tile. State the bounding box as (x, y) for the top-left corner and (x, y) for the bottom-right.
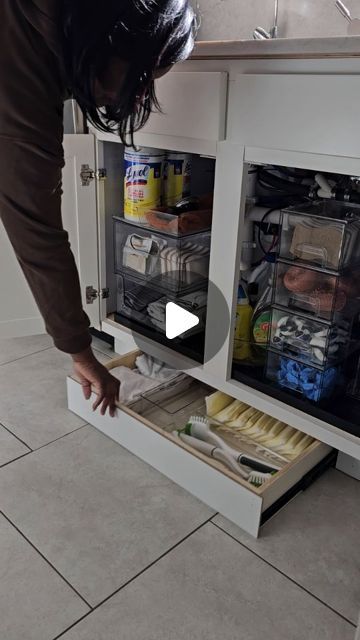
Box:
(196, 0), (349, 40)
(0, 424), (29, 466)
(61, 523), (354, 640)
(0, 515), (89, 640)
(0, 426), (213, 606)
(0, 334), (52, 366)
(214, 469), (360, 624)
(0, 348), (86, 449)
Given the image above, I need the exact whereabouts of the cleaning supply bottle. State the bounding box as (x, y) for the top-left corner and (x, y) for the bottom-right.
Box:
(233, 284), (253, 361)
(252, 258), (275, 354)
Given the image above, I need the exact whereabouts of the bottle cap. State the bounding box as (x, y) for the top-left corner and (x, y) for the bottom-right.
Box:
(237, 284), (249, 305)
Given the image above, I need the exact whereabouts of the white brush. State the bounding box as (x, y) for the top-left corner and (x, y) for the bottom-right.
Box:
(175, 432), (272, 487)
(183, 416), (280, 473)
(174, 431), (249, 479)
(248, 471), (274, 487)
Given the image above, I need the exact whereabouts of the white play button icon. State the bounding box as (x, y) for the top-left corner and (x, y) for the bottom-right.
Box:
(165, 302), (200, 340)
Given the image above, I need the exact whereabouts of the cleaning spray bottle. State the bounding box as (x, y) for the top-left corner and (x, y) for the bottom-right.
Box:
(252, 256), (276, 354)
(233, 283), (253, 361)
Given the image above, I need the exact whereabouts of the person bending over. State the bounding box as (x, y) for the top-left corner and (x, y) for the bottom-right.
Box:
(0, 0), (196, 416)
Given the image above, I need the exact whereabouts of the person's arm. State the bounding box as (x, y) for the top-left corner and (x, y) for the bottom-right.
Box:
(0, 137), (120, 416)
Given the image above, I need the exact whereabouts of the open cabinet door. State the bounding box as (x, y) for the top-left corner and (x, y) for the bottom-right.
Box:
(62, 134), (101, 331)
(0, 133), (100, 340)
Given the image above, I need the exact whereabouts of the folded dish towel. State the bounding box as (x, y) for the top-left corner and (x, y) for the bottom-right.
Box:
(123, 280), (161, 312)
(136, 354), (180, 381)
(147, 290), (207, 333)
(147, 298), (167, 325)
(110, 366), (161, 403)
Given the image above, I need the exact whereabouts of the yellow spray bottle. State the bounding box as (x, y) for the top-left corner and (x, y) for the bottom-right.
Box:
(233, 284), (253, 361)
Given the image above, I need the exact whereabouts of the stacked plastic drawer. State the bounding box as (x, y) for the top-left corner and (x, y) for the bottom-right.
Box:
(265, 201), (360, 402)
(113, 217), (210, 339)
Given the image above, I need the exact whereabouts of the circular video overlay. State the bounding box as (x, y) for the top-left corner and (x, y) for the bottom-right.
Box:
(124, 275), (231, 370)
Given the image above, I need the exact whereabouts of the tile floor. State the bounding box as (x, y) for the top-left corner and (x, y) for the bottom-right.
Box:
(0, 334), (359, 640)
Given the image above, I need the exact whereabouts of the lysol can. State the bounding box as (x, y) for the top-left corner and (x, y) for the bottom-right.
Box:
(124, 148), (165, 223)
(163, 152), (192, 207)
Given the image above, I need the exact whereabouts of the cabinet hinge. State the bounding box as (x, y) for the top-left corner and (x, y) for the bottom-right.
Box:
(86, 286), (110, 304)
(80, 164), (107, 187)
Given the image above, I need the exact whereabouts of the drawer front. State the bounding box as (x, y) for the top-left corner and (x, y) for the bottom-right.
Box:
(67, 351), (332, 538)
(229, 74), (360, 158)
(143, 71), (228, 142)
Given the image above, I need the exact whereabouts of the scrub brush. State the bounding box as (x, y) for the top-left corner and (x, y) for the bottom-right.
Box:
(174, 431), (249, 479)
(174, 432), (273, 487)
(182, 416), (280, 473)
(248, 471), (274, 487)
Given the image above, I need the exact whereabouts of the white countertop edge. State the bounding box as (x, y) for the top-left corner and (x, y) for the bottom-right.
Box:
(192, 35), (360, 60)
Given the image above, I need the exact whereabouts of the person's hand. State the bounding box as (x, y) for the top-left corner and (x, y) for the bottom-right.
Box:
(72, 347), (120, 417)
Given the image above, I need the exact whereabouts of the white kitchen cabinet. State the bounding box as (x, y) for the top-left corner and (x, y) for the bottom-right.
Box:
(2, 54), (360, 534)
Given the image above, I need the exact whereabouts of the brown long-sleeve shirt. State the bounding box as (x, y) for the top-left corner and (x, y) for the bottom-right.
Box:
(0, 0), (92, 354)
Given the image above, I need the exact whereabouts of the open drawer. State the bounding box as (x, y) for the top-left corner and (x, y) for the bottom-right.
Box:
(67, 351), (334, 538)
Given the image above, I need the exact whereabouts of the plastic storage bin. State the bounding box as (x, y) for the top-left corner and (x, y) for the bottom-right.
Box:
(143, 205), (212, 236)
(116, 274), (208, 337)
(140, 376), (210, 417)
(265, 350), (345, 402)
(270, 307), (351, 367)
(279, 201), (360, 270)
(114, 217), (211, 293)
(273, 260), (360, 322)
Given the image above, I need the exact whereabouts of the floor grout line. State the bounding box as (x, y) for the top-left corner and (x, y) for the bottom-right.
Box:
(210, 521), (357, 628)
(33, 424), (89, 453)
(0, 511), (93, 611)
(0, 425), (90, 467)
(0, 421), (33, 451)
(0, 345), (54, 368)
(0, 452), (32, 469)
(51, 515), (215, 640)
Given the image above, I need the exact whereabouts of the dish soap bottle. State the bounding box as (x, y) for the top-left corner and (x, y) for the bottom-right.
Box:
(252, 259), (275, 353)
(233, 284), (253, 361)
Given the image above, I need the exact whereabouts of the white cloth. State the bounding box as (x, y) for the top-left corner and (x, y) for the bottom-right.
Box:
(110, 366), (160, 404)
(135, 354), (180, 381)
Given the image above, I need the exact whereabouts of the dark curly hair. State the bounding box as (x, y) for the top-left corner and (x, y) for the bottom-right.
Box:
(63, 0), (198, 144)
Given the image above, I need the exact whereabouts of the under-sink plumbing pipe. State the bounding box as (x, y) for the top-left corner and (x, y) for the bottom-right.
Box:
(240, 206), (282, 270)
(247, 205), (282, 226)
(314, 173), (333, 199)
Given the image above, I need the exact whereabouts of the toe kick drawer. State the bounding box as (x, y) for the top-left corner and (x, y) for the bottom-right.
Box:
(67, 351), (333, 538)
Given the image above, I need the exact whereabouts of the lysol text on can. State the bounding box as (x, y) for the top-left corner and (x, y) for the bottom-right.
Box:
(124, 148), (165, 223)
(163, 152), (192, 207)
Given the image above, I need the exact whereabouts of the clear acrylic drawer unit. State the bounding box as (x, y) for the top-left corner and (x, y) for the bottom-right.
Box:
(114, 217), (211, 293)
(265, 350), (345, 403)
(116, 274), (207, 338)
(143, 205), (212, 237)
(273, 260), (360, 322)
(269, 307), (352, 368)
(279, 201), (360, 270)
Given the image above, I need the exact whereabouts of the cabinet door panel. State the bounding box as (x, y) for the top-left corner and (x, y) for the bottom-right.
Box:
(62, 134), (101, 331)
(230, 74), (360, 157)
(143, 71), (228, 142)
